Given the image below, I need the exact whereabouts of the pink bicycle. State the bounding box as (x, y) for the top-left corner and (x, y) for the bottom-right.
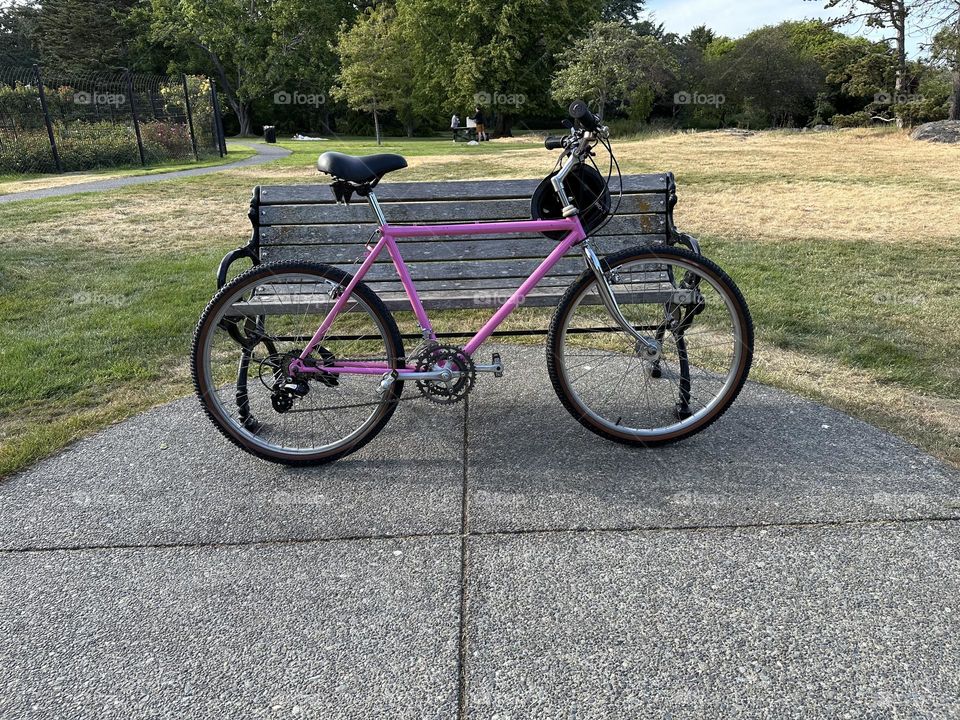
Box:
(192, 101), (754, 464)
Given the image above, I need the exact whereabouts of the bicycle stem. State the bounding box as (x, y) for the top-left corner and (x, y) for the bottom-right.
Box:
(551, 131), (593, 217)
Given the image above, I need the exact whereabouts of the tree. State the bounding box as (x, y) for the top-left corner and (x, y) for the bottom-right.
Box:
(398, 0), (601, 136)
(551, 20), (677, 120)
(601, 0), (645, 22)
(333, 5), (415, 143)
(36, 0), (136, 73)
(686, 25), (717, 51)
(137, 0), (348, 136)
(816, 0), (912, 122)
(923, 0), (960, 119)
(713, 25), (825, 127)
(0, 2), (40, 66)
(783, 20), (895, 114)
(138, 0), (273, 135)
(263, 0), (354, 134)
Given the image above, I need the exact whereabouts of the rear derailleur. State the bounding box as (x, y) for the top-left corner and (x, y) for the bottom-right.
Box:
(259, 348), (339, 414)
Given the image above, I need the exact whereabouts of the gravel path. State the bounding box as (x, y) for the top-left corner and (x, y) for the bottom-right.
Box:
(0, 142), (291, 204)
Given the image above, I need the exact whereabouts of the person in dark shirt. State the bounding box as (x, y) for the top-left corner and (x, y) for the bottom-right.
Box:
(473, 106), (487, 141)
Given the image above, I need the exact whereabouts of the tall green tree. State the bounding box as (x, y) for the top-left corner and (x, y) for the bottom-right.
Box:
(601, 0), (645, 22)
(816, 0), (912, 121)
(333, 4), (416, 143)
(551, 20), (677, 120)
(923, 0), (960, 119)
(783, 20), (895, 114)
(398, 0), (601, 136)
(138, 0), (349, 136)
(36, 0), (136, 73)
(138, 0), (273, 135)
(0, 2), (40, 66)
(686, 25), (716, 51)
(713, 24), (825, 127)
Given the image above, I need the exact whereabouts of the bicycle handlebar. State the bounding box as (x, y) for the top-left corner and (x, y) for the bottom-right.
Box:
(544, 136), (566, 150)
(568, 100), (600, 132)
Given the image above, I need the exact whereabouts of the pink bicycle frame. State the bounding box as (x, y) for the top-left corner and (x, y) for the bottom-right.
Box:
(288, 206), (588, 378)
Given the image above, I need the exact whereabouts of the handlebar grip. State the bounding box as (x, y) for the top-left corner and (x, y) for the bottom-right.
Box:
(544, 136), (566, 150)
(568, 99), (599, 132)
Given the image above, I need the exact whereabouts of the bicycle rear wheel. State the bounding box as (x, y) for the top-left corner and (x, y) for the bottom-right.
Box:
(191, 261), (404, 464)
(547, 245), (753, 445)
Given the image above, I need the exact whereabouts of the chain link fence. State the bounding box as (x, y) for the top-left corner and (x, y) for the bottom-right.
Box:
(0, 64), (227, 175)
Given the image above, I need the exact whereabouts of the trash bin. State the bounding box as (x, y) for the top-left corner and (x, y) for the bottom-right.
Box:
(263, 125), (277, 143)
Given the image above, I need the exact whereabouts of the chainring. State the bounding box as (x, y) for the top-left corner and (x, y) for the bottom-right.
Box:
(413, 344), (476, 405)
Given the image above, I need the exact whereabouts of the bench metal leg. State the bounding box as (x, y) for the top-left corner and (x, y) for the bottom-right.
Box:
(228, 316), (277, 432)
(236, 347), (257, 429)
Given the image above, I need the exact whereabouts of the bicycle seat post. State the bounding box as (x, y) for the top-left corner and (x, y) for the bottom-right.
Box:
(366, 192), (388, 227)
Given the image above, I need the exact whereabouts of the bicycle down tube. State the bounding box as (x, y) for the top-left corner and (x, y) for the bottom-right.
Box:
(289, 210), (588, 378)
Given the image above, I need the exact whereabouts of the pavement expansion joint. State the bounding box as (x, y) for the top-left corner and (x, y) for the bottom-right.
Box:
(2, 514), (959, 556)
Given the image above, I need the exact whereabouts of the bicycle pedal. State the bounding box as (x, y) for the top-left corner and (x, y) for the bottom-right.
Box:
(491, 352), (503, 378)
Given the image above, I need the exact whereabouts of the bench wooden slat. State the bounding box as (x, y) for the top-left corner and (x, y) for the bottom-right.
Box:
(254, 256), (591, 281)
(257, 174), (669, 205)
(232, 287), (680, 315)
(258, 236), (659, 264)
(378, 289), (684, 311)
(259, 218), (665, 246)
(259, 195), (664, 226)
(260, 212), (666, 245)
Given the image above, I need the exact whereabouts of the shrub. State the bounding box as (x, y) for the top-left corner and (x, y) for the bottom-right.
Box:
(0, 132), (61, 173)
(57, 122), (140, 170)
(830, 111), (874, 128)
(893, 99), (949, 127)
(0, 120), (204, 173)
(140, 121), (193, 160)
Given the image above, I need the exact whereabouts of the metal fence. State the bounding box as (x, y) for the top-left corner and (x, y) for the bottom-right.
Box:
(0, 64), (228, 174)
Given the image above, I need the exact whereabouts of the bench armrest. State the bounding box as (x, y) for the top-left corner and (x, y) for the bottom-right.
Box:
(216, 186), (262, 289)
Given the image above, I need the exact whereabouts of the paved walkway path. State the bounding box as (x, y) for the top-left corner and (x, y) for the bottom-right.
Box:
(1, 344), (958, 718)
(0, 142), (291, 204)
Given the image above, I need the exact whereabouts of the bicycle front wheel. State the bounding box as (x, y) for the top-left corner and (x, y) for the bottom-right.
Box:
(191, 261), (405, 465)
(547, 245), (753, 446)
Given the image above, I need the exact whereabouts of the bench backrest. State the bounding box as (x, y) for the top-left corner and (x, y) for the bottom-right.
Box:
(252, 173), (676, 311)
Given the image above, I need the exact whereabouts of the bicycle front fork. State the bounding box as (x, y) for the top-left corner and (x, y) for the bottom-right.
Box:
(580, 240), (661, 359)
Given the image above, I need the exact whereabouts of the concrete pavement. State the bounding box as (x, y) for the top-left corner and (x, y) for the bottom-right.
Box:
(1, 344), (958, 718)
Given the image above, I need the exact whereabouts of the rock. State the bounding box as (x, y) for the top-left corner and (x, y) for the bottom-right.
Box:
(810, 124), (836, 132)
(910, 120), (960, 144)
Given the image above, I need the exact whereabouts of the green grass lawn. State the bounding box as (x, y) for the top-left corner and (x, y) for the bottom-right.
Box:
(0, 130), (958, 477)
(271, 133), (534, 170)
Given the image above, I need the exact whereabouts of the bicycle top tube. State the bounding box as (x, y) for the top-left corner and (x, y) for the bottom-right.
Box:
(366, 191), (582, 239)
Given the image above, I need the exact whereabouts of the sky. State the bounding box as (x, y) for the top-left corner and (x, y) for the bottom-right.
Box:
(645, 0), (930, 57)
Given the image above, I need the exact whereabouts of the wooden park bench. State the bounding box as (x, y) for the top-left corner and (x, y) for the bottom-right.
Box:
(217, 173), (694, 342)
(452, 126), (476, 142)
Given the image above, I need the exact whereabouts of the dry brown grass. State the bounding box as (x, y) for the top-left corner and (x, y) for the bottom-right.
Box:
(0, 172), (134, 195)
(402, 128), (960, 246)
